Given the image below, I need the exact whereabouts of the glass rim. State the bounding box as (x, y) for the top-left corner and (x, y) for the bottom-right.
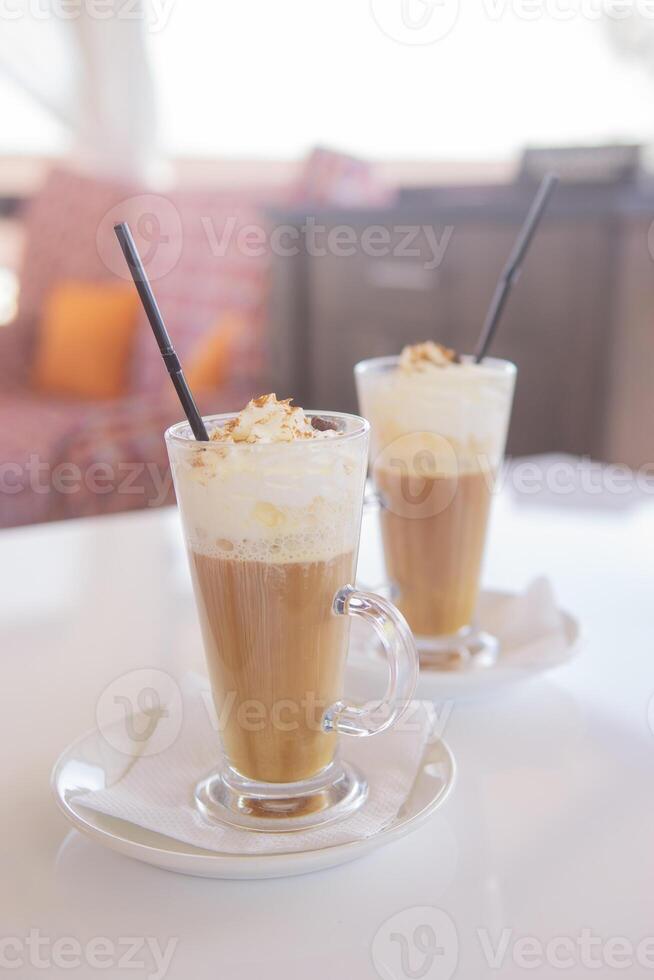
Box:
(165, 410), (370, 449)
(354, 354), (517, 377)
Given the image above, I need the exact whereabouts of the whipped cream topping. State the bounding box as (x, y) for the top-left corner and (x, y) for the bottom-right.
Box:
(209, 394), (333, 444)
(399, 341), (457, 373)
(356, 348), (515, 476)
(168, 396), (365, 564)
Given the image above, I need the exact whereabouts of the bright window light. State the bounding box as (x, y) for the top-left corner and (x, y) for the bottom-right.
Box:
(0, 73), (68, 155)
(1, 2), (652, 161)
(146, 0), (654, 159)
(0, 268), (18, 326)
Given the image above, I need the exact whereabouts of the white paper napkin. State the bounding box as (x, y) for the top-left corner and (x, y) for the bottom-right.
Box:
(350, 578), (573, 671)
(476, 577), (570, 666)
(77, 674), (434, 854)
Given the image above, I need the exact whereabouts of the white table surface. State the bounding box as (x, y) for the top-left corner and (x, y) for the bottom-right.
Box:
(2, 461), (653, 979)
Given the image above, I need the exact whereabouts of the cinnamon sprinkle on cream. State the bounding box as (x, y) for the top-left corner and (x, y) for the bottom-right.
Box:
(399, 341), (457, 373)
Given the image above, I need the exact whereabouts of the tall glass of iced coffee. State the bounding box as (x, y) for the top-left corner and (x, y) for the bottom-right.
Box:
(166, 394), (418, 831)
(356, 343), (516, 667)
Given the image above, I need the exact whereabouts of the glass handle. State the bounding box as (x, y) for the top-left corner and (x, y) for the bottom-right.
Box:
(323, 586), (419, 737)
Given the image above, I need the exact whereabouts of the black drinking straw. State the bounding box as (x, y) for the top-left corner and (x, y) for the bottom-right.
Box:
(113, 222), (209, 441)
(473, 173), (559, 363)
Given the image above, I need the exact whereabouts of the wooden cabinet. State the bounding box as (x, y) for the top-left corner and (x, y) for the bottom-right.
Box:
(267, 185), (653, 465)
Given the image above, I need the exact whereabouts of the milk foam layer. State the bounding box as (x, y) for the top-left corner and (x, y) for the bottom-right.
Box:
(357, 349), (515, 476)
(169, 409), (367, 565)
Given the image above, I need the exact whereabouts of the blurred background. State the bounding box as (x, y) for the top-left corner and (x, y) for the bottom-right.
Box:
(1, 0), (653, 528)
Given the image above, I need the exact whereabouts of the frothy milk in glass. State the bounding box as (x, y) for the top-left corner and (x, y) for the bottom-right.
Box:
(356, 343), (516, 667)
(166, 394), (419, 831)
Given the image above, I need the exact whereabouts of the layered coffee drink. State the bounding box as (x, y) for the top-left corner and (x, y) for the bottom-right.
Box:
(373, 466), (492, 637)
(168, 395), (366, 784)
(356, 343), (516, 660)
(190, 550), (353, 782)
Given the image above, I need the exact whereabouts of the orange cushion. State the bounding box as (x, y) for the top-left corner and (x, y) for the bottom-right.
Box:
(184, 312), (244, 393)
(32, 280), (139, 399)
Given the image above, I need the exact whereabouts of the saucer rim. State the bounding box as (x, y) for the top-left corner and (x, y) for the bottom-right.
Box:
(51, 727), (456, 879)
(349, 587), (581, 694)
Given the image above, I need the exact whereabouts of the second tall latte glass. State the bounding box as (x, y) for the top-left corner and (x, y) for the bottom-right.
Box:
(356, 355), (516, 667)
(166, 412), (418, 832)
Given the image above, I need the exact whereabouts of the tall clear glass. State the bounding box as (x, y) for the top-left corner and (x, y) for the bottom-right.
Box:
(355, 356), (516, 668)
(166, 412), (418, 832)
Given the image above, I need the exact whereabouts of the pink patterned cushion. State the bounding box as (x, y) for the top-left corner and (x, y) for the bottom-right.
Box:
(0, 324), (21, 387)
(0, 382), (251, 529)
(53, 383), (252, 521)
(0, 384), (90, 528)
(291, 146), (392, 207)
(130, 186), (286, 394)
(130, 151), (388, 395)
(0, 150), (389, 529)
(15, 151), (388, 397)
(14, 166), (142, 376)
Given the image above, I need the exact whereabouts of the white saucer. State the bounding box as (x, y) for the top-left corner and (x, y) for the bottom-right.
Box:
(52, 730), (455, 880)
(348, 587), (581, 702)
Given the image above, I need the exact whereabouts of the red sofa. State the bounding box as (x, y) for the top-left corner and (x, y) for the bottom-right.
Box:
(0, 150), (388, 528)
